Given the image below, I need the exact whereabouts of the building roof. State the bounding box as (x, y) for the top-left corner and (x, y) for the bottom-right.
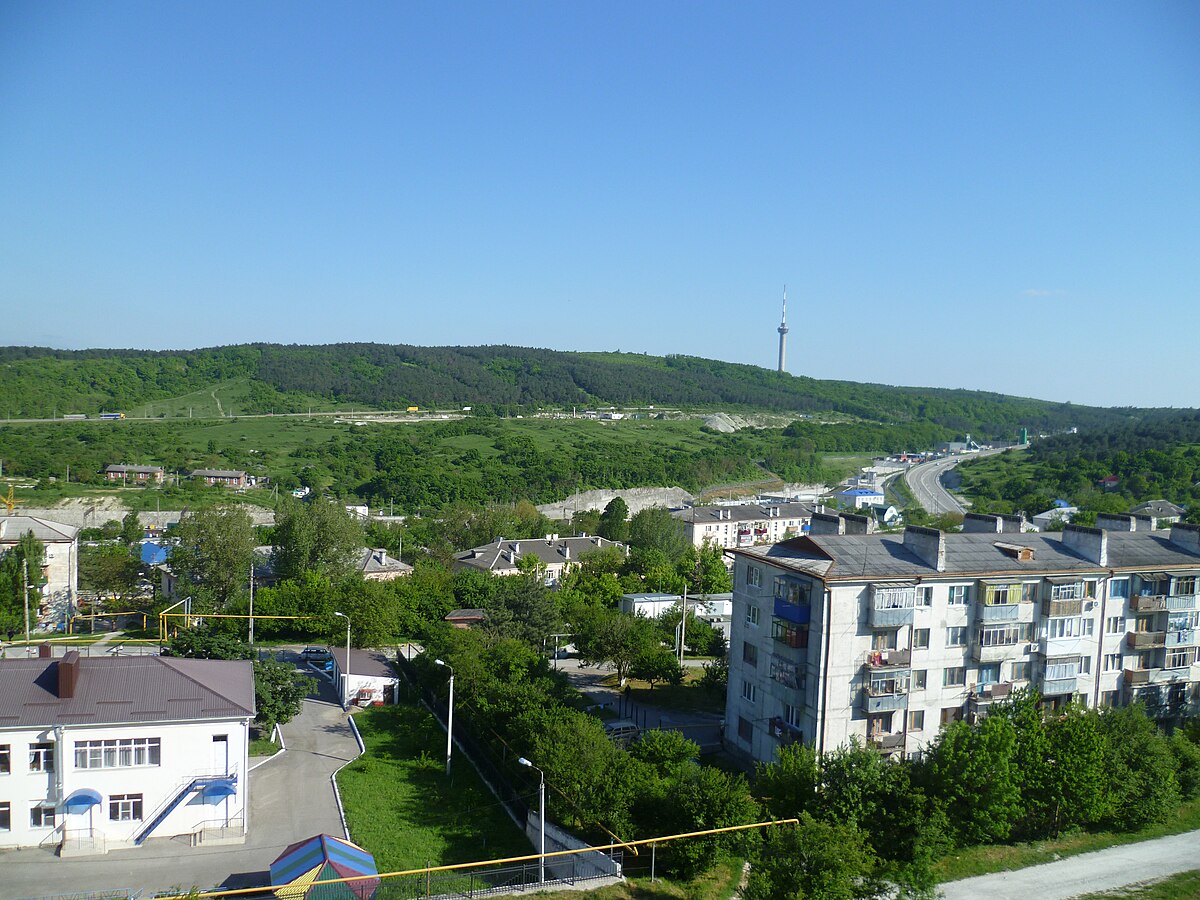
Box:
(105, 464), (164, 474)
(445, 608), (487, 621)
(358, 547), (413, 576)
(733, 528), (1200, 582)
(1130, 500), (1186, 518)
(674, 502), (813, 525)
(190, 468), (246, 478)
(835, 488), (885, 497)
(330, 648), (398, 680)
(0, 655), (255, 729)
(0, 515), (79, 544)
(455, 534), (624, 571)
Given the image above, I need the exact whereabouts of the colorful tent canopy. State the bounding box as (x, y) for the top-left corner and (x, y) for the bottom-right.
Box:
(271, 834), (379, 900)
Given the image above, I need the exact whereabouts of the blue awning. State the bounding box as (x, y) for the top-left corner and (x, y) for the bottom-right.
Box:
(63, 789), (102, 813)
(199, 779), (237, 803)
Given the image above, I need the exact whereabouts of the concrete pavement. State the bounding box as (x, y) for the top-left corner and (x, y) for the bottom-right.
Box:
(939, 830), (1200, 900)
(0, 669), (360, 899)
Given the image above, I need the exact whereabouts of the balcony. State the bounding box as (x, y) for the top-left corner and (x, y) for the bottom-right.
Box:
(864, 649), (911, 669)
(773, 598), (811, 625)
(1047, 598), (1084, 617)
(1124, 668), (1151, 686)
(862, 689), (909, 714)
(868, 732), (904, 753)
(978, 603), (1018, 623)
(1166, 595), (1197, 612)
(973, 642), (1023, 663)
(1042, 675), (1079, 696)
(967, 681), (1013, 720)
(1127, 631), (1167, 651)
(869, 604), (914, 628)
(1167, 629), (1197, 647)
(1132, 595), (1169, 613)
(869, 585), (916, 628)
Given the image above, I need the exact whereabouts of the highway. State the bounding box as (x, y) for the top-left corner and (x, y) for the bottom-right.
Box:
(903, 450), (1003, 517)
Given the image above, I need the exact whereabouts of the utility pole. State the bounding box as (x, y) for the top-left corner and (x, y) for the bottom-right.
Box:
(22, 556), (30, 656)
(248, 562), (255, 646)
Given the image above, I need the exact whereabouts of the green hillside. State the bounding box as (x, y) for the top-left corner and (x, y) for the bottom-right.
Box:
(0, 343), (1166, 438)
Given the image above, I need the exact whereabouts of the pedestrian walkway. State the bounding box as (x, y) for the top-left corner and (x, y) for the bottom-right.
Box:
(939, 830), (1200, 900)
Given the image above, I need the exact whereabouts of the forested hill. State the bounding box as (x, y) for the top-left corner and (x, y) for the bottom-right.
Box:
(0, 343), (1164, 436)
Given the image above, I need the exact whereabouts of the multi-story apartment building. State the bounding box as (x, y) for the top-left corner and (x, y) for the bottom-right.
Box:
(675, 502), (813, 550)
(724, 512), (1200, 764)
(0, 650), (254, 855)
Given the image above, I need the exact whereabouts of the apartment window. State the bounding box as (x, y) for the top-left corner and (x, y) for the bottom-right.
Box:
(742, 641), (758, 668)
(1110, 579), (1130, 600)
(747, 566), (762, 588)
(0, 802), (9, 832)
(740, 680), (757, 703)
(874, 586), (916, 611)
(109, 794), (143, 822)
(770, 656), (803, 690)
(940, 706), (962, 725)
(737, 716), (753, 743)
(918, 586), (933, 607)
(1080, 657), (1091, 675)
(775, 576), (811, 606)
(978, 623), (1032, 647)
(1045, 658), (1082, 681)
(1104, 653), (1122, 672)
(30, 804), (56, 829)
(1051, 582), (1081, 600)
(1047, 617), (1083, 640)
(978, 664), (1001, 685)
(1168, 648), (1194, 669)
(1084, 580), (1098, 599)
(911, 670), (927, 690)
(908, 710), (925, 732)
(1174, 577), (1197, 596)
(74, 738), (161, 770)
(29, 743), (54, 773)
(773, 619), (808, 649)
(943, 666), (966, 687)
(0, 744), (9, 775)
(984, 583), (1014, 605)
(913, 628), (930, 650)
(1083, 618), (1095, 637)
(1101, 690), (1119, 707)
(1011, 661), (1032, 681)
(1023, 582), (1039, 603)
(948, 585), (970, 605)
(1106, 616), (1124, 634)
(946, 626), (967, 647)
(745, 605), (760, 628)
(784, 703), (803, 729)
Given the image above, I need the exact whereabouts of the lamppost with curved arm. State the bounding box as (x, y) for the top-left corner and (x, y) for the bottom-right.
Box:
(518, 756), (545, 883)
(435, 659), (454, 776)
(333, 612), (350, 707)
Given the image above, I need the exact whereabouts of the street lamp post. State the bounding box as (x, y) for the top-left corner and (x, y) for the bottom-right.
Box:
(333, 612), (351, 708)
(518, 757), (546, 884)
(435, 659), (454, 776)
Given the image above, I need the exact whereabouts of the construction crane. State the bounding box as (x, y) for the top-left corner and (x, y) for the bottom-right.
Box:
(1, 485), (22, 515)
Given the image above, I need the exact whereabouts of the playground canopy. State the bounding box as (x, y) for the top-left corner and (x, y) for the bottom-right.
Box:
(271, 833), (379, 899)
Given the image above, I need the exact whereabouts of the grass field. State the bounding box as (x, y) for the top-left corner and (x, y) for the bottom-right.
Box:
(933, 798), (1200, 883)
(336, 703), (532, 873)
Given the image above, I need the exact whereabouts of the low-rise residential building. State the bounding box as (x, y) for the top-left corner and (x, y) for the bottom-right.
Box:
(834, 488), (886, 509)
(358, 548), (413, 581)
(190, 469), (247, 488)
(1032, 505), (1078, 531)
(453, 534), (624, 587)
(103, 465), (165, 485)
(330, 648), (399, 707)
(0, 650), (254, 854)
(724, 516), (1200, 765)
(0, 516), (79, 622)
(676, 502), (813, 550)
(1130, 500), (1187, 525)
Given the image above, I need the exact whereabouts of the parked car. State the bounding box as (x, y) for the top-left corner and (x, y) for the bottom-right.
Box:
(603, 719), (641, 747)
(301, 646), (332, 663)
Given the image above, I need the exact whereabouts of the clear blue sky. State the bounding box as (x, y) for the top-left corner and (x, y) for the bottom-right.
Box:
(3, 2), (1197, 408)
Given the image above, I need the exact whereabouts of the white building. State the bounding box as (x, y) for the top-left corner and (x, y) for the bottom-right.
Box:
(331, 648), (399, 707)
(0, 650), (254, 855)
(453, 534), (625, 587)
(724, 514), (1200, 765)
(0, 516), (79, 626)
(675, 502), (813, 550)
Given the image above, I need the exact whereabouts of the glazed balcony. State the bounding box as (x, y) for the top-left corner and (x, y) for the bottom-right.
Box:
(1126, 631), (1167, 651)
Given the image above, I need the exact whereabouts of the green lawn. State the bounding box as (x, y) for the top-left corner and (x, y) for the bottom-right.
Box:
(336, 704), (532, 873)
(933, 798), (1200, 883)
(526, 857), (744, 899)
(1076, 870), (1200, 899)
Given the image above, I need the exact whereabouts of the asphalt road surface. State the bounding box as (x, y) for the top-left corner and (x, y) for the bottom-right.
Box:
(939, 829), (1200, 899)
(903, 450), (1003, 517)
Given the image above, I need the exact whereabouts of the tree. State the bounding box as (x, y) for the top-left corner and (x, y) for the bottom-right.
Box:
(483, 574), (560, 648)
(924, 716), (1021, 845)
(573, 607), (657, 684)
(743, 815), (880, 900)
(1101, 704), (1180, 831)
(120, 511), (143, 546)
(78, 543), (143, 607)
(598, 497), (629, 542)
(0, 531), (45, 638)
(630, 644), (683, 689)
(629, 729), (700, 775)
(171, 505), (255, 606)
(165, 626), (253, 660)
(755, 741), (821, 819)
(254, 657), (315, 732)
(627, 506), (689, 562)
(272, 497), (364, 582)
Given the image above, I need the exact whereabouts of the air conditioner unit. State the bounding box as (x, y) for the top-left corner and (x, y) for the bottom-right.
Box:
(1025, 643), (1037, 654)
(1084, 600), (1097, 611)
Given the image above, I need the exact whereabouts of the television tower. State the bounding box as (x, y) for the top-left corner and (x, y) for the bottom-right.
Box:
(777, 286), (789, 372)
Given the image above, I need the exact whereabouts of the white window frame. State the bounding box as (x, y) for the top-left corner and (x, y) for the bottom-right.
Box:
(28, 743), (54, 773)
(109, 794), (143, 822)
(740, 680), (757, 703)
(943, 666), (966, 687)
(747, 566), (762, 588)
(29, 804), (56, 829)
(745, 604), (760, 628)
(948, 585), (970, 606)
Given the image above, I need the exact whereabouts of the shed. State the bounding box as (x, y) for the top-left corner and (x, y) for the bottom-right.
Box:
(330, 648), (399, 707)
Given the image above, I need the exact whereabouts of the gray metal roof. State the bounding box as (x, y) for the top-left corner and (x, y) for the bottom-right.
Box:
(0, 515), (79, 544)
(190, 469), (246, 478)
(1130, 500), (1187, 517)
(105, 464), (164, 474)
(674, 502), (813, 525)
(359, 547), (413, 576)
(0, 656), (255, 729)
(455, 535), (624, 570)
(331, 647), (398, 680)
(734, 529), (1200, 582)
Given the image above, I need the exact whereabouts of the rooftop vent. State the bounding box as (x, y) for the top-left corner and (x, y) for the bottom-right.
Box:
(994, 541), (1034, 561)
